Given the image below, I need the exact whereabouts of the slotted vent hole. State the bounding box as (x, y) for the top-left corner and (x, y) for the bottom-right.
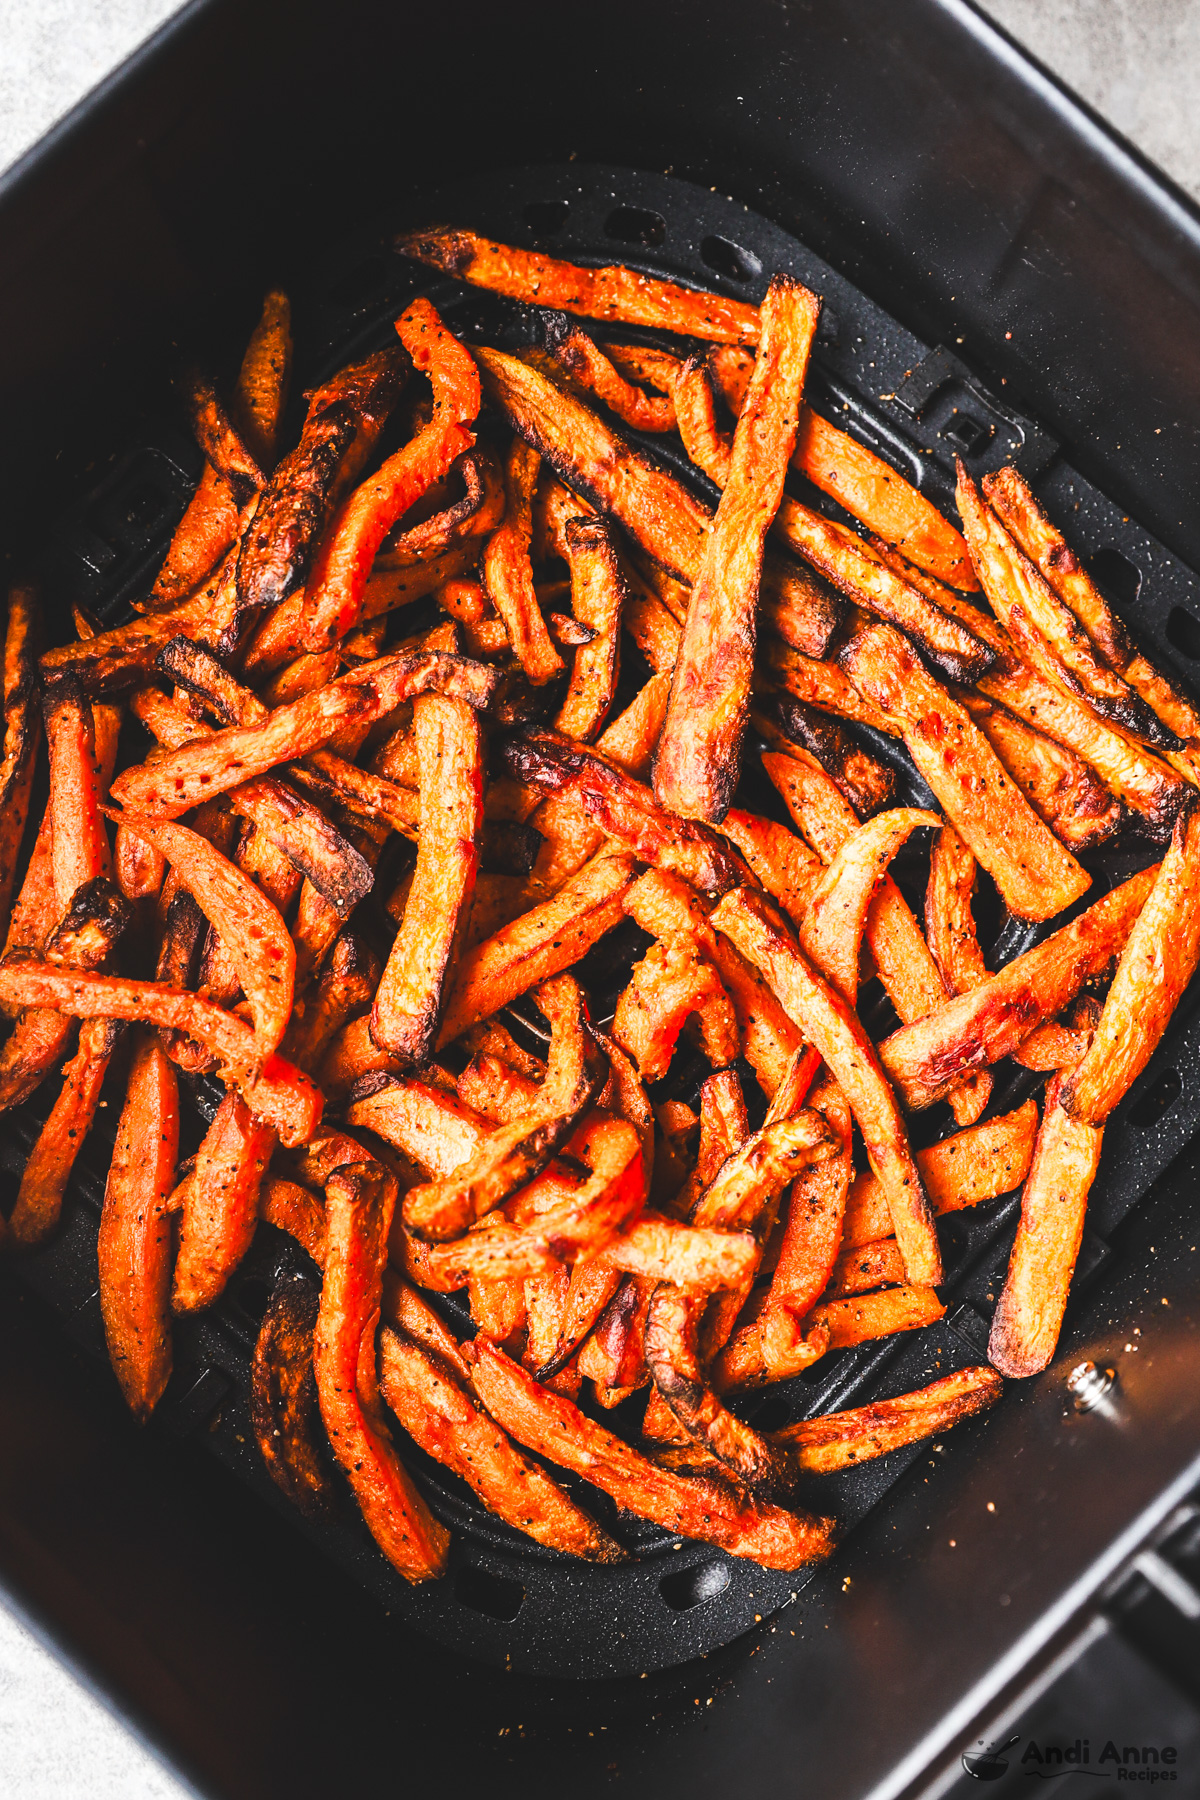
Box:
(604, 205), (666, 248)
(1166, 606), (1200, 660)
(699, 234), (762, 283)
(659, 1560), (731, 1612)
(1089, 545), (1142, 609)
(523, 200), (569, 234)
(455, 1567), (525, 1621)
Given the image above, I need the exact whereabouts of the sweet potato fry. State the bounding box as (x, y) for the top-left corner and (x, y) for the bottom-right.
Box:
(878, 865), (1157, 1108)
(711, 886), (943, 1284)
(760, 640), (900, 738)
(926, 823), (987, 999)
(120, 815), (295, 1057)
(988, 1075), (1104, 1378)
(553, 516), (624, 741)
(841, 623), (1090, 920)
(379, 446), (504, 565)
(423, 1114), (644, 1285)
(984, 465), (1200, 763)
(7, 1018), (122, 1247)
(183, 370), (264, 507)
(823, 1236), (907, 1299)
(236, 346), (408, 617)
(979, 653), (1188, 839)
(3, 802), (53, 963)
(111, 650), (494, 818)
(809, 1282), (945, 1349)
(655, 276), (819, 820)
(346, 1073), (487, 1175)
(957, 692), (1123, 852)
(958, 466), (1175, 749)
(546, 317), (676, 432)
(718, 809), (821, 929)
(757, 746), (988, 1119)
(314, 1161), (450, 1581)
(172, 1090), (275, 1311)
(603, 1214), (759, 1291)
(0, 961), (320, 1145)
(281, 930), (376, 1074)
(299, 301), (479, 652)
(799, 808), (940, 1004)
(775, 499), (994, 683)
(457, 1051), (541, 1124)
(1062, 805), (1200, 1125)
(645, 1282), (795, 1493)
(756, 1073), (852, 1361)
(757, 692), (897, 818)
(44, 676), (112, 910)
(228, 288), (292, 469)
(0, 586), (40, 938)
(779, 1366), (1003, 1470)
(503, 728), (747, 894)
(436, 849), (637, 1048)
(149, 467), (240, 612)
(40, 556), (245, 694)
(470, 1341), (835, 1570)
(399, 227), (759, 343)
(380, 1322), (622, 1556)
(371, 697), (482, 1064)
(476, 347), (840, 658)
(613, 934), (738, 1081)
(404, 975), (607, 1240)
(259, 1177), (327, 1266)
(843, 1099), (1039, 1249)
(249, 1273), (336, 1521)
(114, 824), (166, 902)
(484, 438), (563, 685)
(97, 1032), (180, 1420)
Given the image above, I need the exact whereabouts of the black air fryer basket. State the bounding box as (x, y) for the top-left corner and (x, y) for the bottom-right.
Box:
(4, 4), (1200, 1797)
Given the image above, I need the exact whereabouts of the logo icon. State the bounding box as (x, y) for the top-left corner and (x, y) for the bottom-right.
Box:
(963, 1735), (1020, 1781)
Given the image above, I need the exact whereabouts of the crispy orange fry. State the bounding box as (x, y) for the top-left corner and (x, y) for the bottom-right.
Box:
(477, 347), (840, 658)
(546, 318), (676, 431)
(484, 438), (563, 685)
(315, 1161), (450, 1581)
(97, 1032), (180, 1420)
(404, 975), (607, 1240)
(249, 1274), (336, 1521)
(823, 1236), (907, 1299)
(709, 345), (978, 589)
(984, 464), (1200, 764)
(149, 467), (240, 611)
(614, 933), (738, 1082)
(370, 697), (482, 1064)
(171, 1090), (275, 1311)
(7, 1018), (122, 1247)
(121, 814), (295, 1057)
(777, 1366), (1003, 1469)
(299, 301), (479, 652)
(877, 866), (1158, 1110)
(957, 691), (1123, 853)
(841, 622), (1090, 921)
(114, 823), (166, 902)
(843, 1099), (1039, 1248)
(799, 808), (940, 1004)
(553, 516), (624, 741)
(44, 676), (111, 910)
(718, 808), (822, 930)
(436, 849), (637, 1048)
(988, 1075), (1103, 1378)
(926, 823), (988, 998)
(379, 446), (504, 565)
(183, 369), (265, 500)
(259, 1176), (327, 1266)
(810, 1282), (945, 1349)
(0, 960), (321, 1146)
(758, 1073), (852, 1362)
(110, 650), (495, 818)
(398, 227), (760, 342)
(346, 1074), (487, 1175)
(958, 465), (1175, 749)
(470, 1341), (835, 1570)
(281, 930), (377, 1074)
(1062, 806), (1200, 1125)
(655, 276), (819, 820)
(0, 586), (40, 938)
(712, 886), (942, 1285)
(380, 1322), (623, 1557)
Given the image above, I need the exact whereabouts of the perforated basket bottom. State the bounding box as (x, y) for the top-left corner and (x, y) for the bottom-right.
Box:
(9, 163), (1200, 1678)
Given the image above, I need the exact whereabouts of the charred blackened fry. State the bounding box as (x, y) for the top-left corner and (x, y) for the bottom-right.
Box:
(378, 446), (504, 564)
(180, 369), (266, 506)
(0, 585), (40, 940)
(250, 1273), (337, 1521)
(655, 276), (820, 822)
(757, 691), (896, 817)
(236, 346), (409, 618)
(544, 315), (676, 432)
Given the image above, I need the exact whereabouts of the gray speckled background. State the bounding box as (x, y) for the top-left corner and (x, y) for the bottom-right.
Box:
(0, 2), (1197, 1795)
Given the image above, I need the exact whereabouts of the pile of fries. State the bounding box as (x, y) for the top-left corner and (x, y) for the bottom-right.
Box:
(2, 224), (1197, 1590)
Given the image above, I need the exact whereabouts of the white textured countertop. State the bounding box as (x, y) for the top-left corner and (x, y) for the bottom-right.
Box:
(0, 3), (1198, 1797)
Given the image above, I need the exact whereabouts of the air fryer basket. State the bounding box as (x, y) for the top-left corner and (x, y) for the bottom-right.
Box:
(6, 160), (1200, 1683)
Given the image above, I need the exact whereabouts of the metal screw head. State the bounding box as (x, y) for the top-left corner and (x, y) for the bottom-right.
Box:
(1067, 1360), (1116, 1411)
